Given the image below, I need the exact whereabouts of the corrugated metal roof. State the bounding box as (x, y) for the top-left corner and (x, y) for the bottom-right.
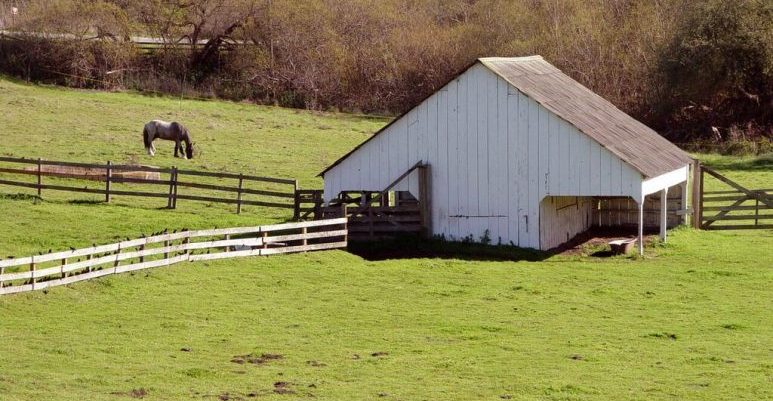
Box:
(480, 56), (692, 178)
(320, 56), (692, 178)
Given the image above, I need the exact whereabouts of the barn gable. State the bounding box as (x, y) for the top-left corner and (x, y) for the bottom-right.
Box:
(321, 56), (692, 249)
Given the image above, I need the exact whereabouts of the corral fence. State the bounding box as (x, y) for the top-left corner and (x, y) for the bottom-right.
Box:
(694, 164), (772, 230)
(298, 163), (430, 241)
(0, 218), (347, 295)
(0, 156), (312, 218)
(301, 190), (424, 241)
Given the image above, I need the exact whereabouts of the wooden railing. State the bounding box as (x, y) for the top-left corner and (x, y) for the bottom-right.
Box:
(0, 156), (299, 215)
(0, 218), (347, 295)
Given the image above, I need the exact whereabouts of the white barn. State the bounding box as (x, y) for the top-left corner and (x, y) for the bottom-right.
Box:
(320, 56), (694, 253)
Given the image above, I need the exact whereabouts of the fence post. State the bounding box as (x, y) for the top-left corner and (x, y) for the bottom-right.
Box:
(172, 168), (178, 209)
(262, 230), (268, 250)
(139, 244), (145, 263)
(691, 161), (702, 229)
(36, 157), (42, 198)
(293, 180), (300, 220)
(0, 266), (5, 288)
(105, 161), (112, 203)
(236, 174), (244, 214)
(167, 167), (176, 209)
(113, 244), (121, 273)
(30, 256), (36, 290)
(224, 234), (231, 252)
(342, 204), (348, 244)
(755, 196), (759, 226)
(60, 258), (66, 279)
(183, 234), (191, 258)
(699, 164), (704, 229)
(163, 240), (170, 259)
(368, 206), (374, 240)
(314, 191), (322, 220)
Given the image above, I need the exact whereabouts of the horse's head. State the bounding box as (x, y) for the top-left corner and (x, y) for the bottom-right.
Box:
(179, 125), (194, 159)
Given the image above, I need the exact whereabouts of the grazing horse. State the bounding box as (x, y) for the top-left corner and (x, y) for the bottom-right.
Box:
(142, 120), (194, 159)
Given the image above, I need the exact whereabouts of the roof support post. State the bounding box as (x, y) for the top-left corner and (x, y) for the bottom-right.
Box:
(660, 188), (668, 242)
(638, 199), (644, 255)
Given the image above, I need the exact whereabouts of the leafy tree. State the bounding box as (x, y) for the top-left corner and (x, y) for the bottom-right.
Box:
(656, 0), (772, 141)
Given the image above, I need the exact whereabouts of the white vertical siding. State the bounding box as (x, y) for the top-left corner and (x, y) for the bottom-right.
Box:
(323, 64), (652, 250)
(447, 79), (460, 239)
(540, 196), (594, 250)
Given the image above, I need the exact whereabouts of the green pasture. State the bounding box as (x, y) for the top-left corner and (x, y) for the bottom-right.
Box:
(0, 78), (770, 401)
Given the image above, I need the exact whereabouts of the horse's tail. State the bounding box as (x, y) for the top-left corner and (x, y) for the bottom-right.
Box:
(142, 126), (151, 149)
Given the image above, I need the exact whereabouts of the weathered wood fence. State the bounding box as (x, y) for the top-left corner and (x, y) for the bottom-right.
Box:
(694, 164), (772, 230)
(0, 218), (347, 296)
(0, 156), (303, 216)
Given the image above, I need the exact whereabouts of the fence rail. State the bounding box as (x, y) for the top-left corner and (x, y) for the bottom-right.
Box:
(0, 156), (300, 215)
(0, 218), (347, 295)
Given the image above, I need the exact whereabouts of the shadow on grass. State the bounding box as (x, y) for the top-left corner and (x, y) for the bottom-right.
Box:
(0, 193), (41, 202)
(348, 226), (658, 262)
(68, 199), (103, 205)
(347, 235), (550, 262)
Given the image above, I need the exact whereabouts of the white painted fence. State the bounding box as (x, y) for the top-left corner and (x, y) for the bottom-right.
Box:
(0, 218), (347, 295)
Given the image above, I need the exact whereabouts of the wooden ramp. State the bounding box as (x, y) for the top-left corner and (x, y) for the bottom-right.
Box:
(0, 218), (347, 296)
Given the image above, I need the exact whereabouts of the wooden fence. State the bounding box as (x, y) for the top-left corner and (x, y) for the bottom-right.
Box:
(696, 165), (772, 230)
(0, 156), (301, 216)
(0, 218), (347, 295)
(314, 190), (424, 241)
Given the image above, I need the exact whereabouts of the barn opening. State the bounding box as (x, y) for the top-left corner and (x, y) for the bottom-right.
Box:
(539, 182), (687, 251)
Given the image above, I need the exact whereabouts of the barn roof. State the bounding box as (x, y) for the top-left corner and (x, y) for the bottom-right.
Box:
(320, 56), (692, 178)
(480, 56), (692, 178)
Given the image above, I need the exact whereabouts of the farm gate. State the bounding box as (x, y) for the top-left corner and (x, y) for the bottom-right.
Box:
(694, 164), (771, 230)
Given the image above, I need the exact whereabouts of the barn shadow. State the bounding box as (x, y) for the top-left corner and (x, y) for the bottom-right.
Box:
(347, 235), (551, 262)
(347, 226), (660, 262)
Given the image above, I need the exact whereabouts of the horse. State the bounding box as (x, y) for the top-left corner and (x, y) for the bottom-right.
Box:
(142, 120), (194, 159)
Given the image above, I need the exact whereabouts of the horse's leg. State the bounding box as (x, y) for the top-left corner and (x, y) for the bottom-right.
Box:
(174, 139), (181, 158)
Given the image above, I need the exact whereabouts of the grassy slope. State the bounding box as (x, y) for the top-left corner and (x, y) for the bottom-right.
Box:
(0, 77), (384, 256)
(0, 79), (771, 401)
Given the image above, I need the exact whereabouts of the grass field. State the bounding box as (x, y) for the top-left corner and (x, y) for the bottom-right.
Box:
(0, 78), (771, 401)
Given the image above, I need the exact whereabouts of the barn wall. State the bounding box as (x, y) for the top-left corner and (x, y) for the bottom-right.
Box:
(539, 196), (594, 250)
(324, 63), (645, 249)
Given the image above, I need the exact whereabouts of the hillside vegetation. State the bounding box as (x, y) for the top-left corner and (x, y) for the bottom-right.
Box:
(1, 0), (771, 144)
(0, 79), (771, 401)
